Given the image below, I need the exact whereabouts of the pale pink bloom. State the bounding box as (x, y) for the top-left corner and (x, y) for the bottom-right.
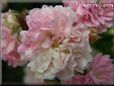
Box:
(26, 5), (75, 32)
(73, 42), (92, 74)
(17, 30), (51, 60)
(18, 26), (92, 80)
(56, 55), (77, 80)
(63, 24), (92, 73)
(62, 0), (114, 33)
(19, 24), (92, 80)
(1, 26), (15, 55)
(76, 6), (113, 32)
(56, 24), (92, 80)
(27, 47), (72, 80)
(89, 53), (114, 84)
(18, 5), (92, 80)
(18, 5), (75, 60)
(63, 53), (114, 84)
(1, 25), (21, 67)
(1, 13), (26, 67)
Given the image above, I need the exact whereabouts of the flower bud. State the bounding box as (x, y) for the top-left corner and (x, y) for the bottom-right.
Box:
(2, 10), (22, 35)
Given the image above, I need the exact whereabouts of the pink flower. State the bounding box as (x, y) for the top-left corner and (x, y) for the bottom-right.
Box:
(89, 53), (114, 84)
(63, 53), (114, 84)
(26, 5), (75, 32)
(62, 0), (114, 33)
(18, 5), (76, 80)
(18, 5), (75, 59)
(56, 55), (77, 80)
(18, 5), (92, 80)
(56, 24), (92, 80)
(1, 26), (15, 55)
(1, 13), (26, 67)
(27, 47), (72, 80)
(1, 25), (21, 67)
(18, 30), (51, 60)
(64, 24), (92, 73)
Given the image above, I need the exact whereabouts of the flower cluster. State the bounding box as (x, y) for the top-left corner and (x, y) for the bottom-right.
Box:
(63, 0), (114, 32)
(63, 54), (114, 84)
(1, 0), (114, 85)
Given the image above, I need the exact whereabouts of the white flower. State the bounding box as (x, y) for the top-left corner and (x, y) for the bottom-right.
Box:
(27, 45), (72, 80)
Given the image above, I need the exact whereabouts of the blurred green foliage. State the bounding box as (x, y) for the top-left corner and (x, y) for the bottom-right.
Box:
(91, 28), (114, 59)
(2, 61), (24, 83)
